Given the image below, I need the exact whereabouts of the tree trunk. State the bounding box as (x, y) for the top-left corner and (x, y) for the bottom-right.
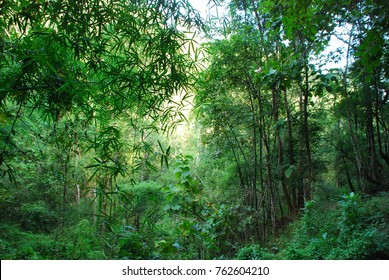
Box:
(302, 64), (313, 202)
(272, 89), (294, 214)
(283, 89), (298, 213)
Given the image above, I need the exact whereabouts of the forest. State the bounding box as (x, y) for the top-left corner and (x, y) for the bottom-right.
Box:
(0, 0), (388, 260)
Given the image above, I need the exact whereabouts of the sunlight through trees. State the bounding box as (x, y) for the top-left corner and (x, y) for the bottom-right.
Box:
(0, 0), (388, 260)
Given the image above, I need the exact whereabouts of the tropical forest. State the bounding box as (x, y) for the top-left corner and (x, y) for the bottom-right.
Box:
(0, 0), (388, 260)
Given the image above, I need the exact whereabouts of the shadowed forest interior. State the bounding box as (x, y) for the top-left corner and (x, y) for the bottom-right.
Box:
(0, 0), (388, 260)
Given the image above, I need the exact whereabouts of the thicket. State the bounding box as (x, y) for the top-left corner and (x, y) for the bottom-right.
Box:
(236, 192), (389, 260)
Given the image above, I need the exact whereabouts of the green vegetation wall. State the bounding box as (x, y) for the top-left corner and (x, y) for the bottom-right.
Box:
(0, 0), (388, 260)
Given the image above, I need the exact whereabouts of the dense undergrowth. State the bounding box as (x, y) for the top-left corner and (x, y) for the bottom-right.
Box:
(236, 192), (389, 260)
(1, 189), (388, 260)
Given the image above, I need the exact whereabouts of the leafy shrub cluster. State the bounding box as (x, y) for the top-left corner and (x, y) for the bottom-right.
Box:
(2, 153), (388, 260)
(236, 192), (389, 260)
(0, 220), (106, 260)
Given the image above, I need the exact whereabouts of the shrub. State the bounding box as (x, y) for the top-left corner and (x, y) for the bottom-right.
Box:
(235, 245), (275, 260)
(19, 201), (58, 233)
(275, 192), (389, 260)
(117, 227), (151, 259)
(64, 219), (106, 259)
(0, 223), (62, 259)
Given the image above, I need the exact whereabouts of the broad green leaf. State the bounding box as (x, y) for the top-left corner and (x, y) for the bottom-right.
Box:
(285, 165), (297, 178)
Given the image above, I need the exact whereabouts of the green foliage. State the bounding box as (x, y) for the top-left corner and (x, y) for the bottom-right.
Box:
(0, 219), (107, 259)
(162, 155), (201, 213)
(0, 224), (59, 259)
(19, 201), (59, 233)
(160, 155), (205, 258)
(116, 226), (152, 260)
(0, 0), (204, 260)
(64, 219), (106, 259)
(235, 245), (275, 260)
(274, 192), (389, 260)
(116, 180), (164, 234)
(0, 0), (388, 261)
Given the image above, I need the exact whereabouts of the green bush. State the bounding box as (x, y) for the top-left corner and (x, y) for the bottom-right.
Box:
(0, 223), (62, 259)
(275, 192), (389, 260)
(19, 201), (58, 233)
(0, 238), (16, 259)
(64, 219), (106, 259)
(363, 192), (389, 259)
(235, 245), (275, 260)
(117, 227), (152, 259)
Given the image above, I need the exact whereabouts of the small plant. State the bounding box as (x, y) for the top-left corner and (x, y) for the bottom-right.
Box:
(236, 245), (275, 260)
